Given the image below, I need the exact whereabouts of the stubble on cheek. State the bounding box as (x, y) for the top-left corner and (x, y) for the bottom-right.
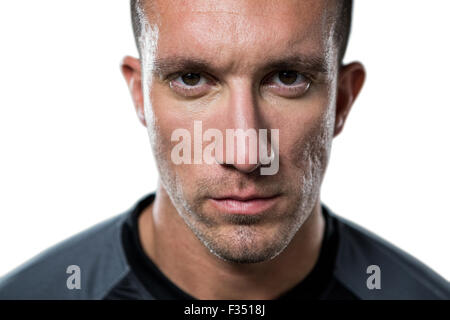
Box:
(288, 107), (334, 217)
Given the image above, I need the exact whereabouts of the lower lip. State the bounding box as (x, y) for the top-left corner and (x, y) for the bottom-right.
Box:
(210, 196), (279, 215)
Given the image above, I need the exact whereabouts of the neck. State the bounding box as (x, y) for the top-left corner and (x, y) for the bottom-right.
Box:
(138, 183), (325, 300)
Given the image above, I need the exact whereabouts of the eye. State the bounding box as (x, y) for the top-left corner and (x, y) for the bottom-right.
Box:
(263, 70), (311, 98)
(179, 73), (202, 86)
(169, 72), (212, 97)
(277, 70), (301, 85)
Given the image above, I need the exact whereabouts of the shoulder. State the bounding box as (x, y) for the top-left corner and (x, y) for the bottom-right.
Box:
(326, 207), (450, 299)
(0, 212), (130, 300)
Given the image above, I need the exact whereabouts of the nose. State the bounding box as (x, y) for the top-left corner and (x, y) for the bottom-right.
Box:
(221, 80), (264, 174)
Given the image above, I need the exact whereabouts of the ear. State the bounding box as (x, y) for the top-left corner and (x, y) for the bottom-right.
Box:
(121, 56), (146, 127)
(334, 62), (366, 137)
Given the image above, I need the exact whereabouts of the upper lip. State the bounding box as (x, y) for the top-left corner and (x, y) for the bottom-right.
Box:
(212, 193), (279, 201)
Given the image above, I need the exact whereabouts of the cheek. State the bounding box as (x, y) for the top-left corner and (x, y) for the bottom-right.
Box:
(148, 88), (215, 192)
(149, 85), (187, 148)
(145, 87), (185, 190)
(291, 120), (331, 172)
(278, 103), (334, 173)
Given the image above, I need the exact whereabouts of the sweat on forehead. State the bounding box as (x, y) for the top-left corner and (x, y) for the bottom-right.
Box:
(130, 0), (352, 63)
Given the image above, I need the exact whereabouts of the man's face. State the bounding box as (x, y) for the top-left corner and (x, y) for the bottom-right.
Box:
(139, 0), (340, 263)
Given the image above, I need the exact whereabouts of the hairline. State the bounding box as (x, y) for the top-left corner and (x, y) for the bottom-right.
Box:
(130, 0), (353, 64)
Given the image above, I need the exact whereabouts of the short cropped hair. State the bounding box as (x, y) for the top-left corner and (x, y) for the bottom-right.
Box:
(130, 0), (353, 63)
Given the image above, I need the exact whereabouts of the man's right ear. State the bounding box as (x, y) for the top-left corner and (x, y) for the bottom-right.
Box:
(121, 56), (146, 127)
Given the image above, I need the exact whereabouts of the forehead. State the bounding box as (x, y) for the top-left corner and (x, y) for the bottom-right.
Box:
(145, 0), (337, 71)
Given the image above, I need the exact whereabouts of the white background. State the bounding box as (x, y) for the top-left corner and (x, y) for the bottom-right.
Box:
(0, 1), (449, 281)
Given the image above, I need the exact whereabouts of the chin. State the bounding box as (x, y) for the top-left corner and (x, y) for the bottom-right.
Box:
(199, 224), (292, 264)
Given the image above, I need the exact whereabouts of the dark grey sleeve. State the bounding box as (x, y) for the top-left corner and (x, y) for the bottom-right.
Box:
(332, 213), (450, 300)
(0, 213), (130, 300)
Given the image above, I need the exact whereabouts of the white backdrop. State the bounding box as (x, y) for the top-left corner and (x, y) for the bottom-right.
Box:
(0, 1), (448, 280)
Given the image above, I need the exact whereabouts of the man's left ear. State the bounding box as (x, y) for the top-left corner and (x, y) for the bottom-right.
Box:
(334, 62), (366, 137)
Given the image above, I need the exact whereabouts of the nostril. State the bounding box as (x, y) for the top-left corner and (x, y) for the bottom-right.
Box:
(230, 162), (261, 174)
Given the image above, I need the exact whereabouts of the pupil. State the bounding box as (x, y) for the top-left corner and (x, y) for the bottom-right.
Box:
(182, 73), (201, 86)
(279, 71), (297, 85)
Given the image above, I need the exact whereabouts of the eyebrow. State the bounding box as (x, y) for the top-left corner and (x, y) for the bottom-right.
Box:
(154, 57), (213, 77)
(152, 54), (329, 78)
(263, 55), (329, 75)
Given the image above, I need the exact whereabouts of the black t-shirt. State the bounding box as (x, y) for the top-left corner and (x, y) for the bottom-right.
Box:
(1, 192), (448, 299)
(121, 193), (358, 299)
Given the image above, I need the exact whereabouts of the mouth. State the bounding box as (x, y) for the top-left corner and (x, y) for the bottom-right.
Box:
(209, 193), (280, 215)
